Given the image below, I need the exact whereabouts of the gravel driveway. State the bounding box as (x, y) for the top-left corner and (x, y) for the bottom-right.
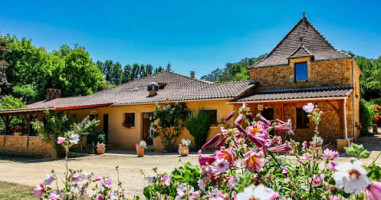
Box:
(0, 152), (199, 198)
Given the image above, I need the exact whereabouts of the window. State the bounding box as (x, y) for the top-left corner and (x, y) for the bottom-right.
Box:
(261, 108), (274, 120)
(296, 108), (309, 128)
(89, 114), (97, 120)
(295, 62), (308, 82)
(124, 113), (135, 127)
(204, 110), (217, 125)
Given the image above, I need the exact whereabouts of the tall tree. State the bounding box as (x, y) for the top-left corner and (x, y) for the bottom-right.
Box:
(0, 34), (9, 88)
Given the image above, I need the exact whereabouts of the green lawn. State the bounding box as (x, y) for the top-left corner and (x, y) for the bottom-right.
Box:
(0, 181), (35, 200)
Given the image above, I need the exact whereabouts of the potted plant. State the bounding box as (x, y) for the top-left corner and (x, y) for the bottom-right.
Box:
(136, 140), (147, 157)
(96, 143), (106, 154)
(13, 128), (22, 136)
(178, 138), (191, 156)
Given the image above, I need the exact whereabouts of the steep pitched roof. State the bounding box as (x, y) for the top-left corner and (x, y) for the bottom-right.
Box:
(24, 71), (256, 110)
(248, 17), (351, 69)
(234, 86), (352, 102)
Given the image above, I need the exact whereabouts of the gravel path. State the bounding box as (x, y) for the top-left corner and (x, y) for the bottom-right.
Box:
(0, 152), (198, 198)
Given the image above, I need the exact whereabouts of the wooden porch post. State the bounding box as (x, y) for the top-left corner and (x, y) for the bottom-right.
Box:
(281, 103), (284, 121)
(343, 98), (348, 139)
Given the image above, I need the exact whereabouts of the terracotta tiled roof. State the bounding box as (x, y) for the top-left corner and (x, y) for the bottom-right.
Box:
(248, 17), (351, 69)
(234, 86), (353, 102)
(24, 71), (256, 110)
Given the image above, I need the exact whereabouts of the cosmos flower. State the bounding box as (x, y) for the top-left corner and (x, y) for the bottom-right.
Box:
(333, 160), (370, 194)
(69, 133), (80, 145)
(282, 167), (288, 174)
(198, 179), (206, 191)
(243, 150), (265, 173)
(311, 174), (322, 186)
(236, 185), (279, 200)
(146, 173), (155, 185)
(102, 178), (113, 188)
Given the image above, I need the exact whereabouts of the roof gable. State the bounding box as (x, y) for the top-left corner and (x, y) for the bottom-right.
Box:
(249, 16), (351, 69)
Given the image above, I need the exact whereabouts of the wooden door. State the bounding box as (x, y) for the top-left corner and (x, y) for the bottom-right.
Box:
(142, 112), (153, 145)
(103, 114), (109, 144)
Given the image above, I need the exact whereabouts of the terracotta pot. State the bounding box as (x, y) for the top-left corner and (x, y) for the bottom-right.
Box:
(178, 147), (189, 157)
(14, 132), (22, 136)
(137, 148), (145, 157)
(96, 146), (106, 154)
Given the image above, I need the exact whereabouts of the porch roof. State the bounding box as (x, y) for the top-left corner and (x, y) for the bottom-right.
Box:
(233, 86), (353, 103)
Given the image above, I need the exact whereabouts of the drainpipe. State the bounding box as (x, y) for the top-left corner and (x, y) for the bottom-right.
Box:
(351, 59), (356, 142)
(344, 98), (348, 139)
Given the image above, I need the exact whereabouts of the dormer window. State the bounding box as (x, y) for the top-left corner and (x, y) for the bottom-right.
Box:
(295, 62), (308, 82)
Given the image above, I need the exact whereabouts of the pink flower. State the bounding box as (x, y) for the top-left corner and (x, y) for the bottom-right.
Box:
(228, 176), (236, 189)
(96, 194), (103, 200)
(247, 133), (266, 148)
(282, 167), (288, 174)
(224, 111), (235, 122)
(268, 141), (292, 153)
(284, 177), (290, 184)
(243, 151), (265, 173)
(33, 183), (45, 198)
(329, 195), (340, 200)
(161, 174), (170, 186)
(311, 174), (322, 186)
(303, 103), (314, 113)
(323, 149), (339, 160)
(198, 150), (216, 166)
(302, 141), (308, 150)
(94, 176), (102, 181)
(303, 152), (311, 159)
(102, 178), (113, 188)
(329, 161), (337, 171)
(215, 159), (229, 173)
(256, 114), (271, 127)
(365, 182), (381, 200)
(57, 137), (66, 144)
(48, 192), (61, 200)
(274, 119), (294, 135)
(198, 179), (206, 190)
(214, 147), (235, 166)
(45, 174), (55, 185)
(202, 134), (221, 149)
(235, 114), (244, 125)
(272, 136), (282, 145)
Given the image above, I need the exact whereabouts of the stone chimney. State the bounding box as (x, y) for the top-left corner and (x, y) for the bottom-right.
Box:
(190, 71), (195, 78)
(46, 88), (61, 100)
(147, 82), (159, 97)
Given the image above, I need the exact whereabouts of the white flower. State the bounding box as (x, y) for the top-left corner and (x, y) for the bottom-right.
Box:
(215, 159), (229, 173)
(333, 160), (370, 194)
(146, 173), (155, 185)
(303, 103), (314, 113)
(237, 185), (279, 200)
(69, 134), (80, 144)
(198, 179), (206, 191)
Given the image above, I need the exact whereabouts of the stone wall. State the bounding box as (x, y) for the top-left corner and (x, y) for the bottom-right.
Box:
(249, 59), (354, 90)
(0, 135), (57, 158)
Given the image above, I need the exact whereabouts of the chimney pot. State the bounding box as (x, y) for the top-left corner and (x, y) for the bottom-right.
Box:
(46, 88), (61, 100)
(190, 71), (195, 78)
(147, 82), (159, 97)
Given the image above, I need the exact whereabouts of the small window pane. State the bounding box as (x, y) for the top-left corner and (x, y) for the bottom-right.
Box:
(296, 108), (309, 128)
(124, 113), (135, 127)
(295, 62), (308, 82)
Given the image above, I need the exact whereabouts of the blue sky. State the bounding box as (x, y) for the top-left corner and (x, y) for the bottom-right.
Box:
(1, 0), (380, 77)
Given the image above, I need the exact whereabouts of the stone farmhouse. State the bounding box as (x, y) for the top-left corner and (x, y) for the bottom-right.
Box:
(0, 15), (360, 155)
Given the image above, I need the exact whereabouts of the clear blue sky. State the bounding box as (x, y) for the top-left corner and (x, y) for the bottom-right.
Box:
(1, 0), (380, 78)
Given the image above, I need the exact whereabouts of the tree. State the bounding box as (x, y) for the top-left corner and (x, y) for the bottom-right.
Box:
(166, 62), (172, 72)
(0, 34), (10, 87)
(0, 95), (26, 135)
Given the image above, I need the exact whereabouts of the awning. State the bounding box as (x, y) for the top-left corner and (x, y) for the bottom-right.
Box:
(231, 86), (353, 103)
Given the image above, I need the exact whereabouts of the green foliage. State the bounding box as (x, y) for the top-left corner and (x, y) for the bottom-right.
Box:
(0, 95), (26, 109)
(201, 55), (266, 82)
(96, 61), (164, 85)
(355, 55), (381, 103)
(360, 99), (376, 135)
(0, 34), (10, 86)
(153, 102), (188, 152)
(184, 109), (213, 150)
(32, 110), (100, 154)
(345, 143), (370, 159)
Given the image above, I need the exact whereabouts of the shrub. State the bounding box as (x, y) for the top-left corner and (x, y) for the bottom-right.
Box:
(185, 109), (213, 150)
(152, 102), (188, 152)
(360, 99), (376, 135)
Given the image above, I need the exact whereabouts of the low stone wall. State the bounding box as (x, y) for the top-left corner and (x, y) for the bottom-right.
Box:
(0, 135), (57, 158)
